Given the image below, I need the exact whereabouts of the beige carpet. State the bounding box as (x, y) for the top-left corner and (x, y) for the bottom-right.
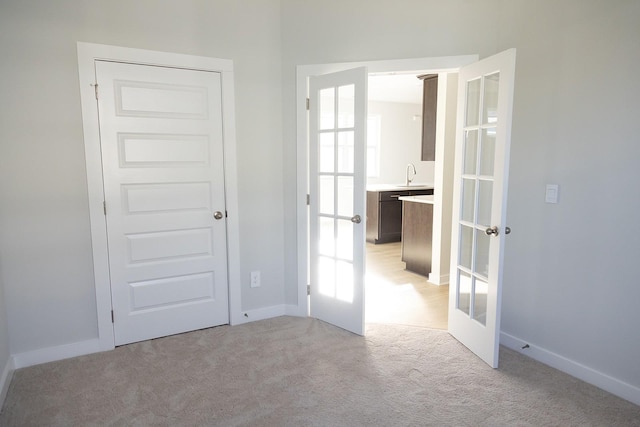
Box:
(1, 316), (638, 426)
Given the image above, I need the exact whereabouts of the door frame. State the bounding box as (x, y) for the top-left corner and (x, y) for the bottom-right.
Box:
(77, 42), (242, 351)
(296, 55), (479, 317)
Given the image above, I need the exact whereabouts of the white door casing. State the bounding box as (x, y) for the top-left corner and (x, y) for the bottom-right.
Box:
(78, 43), (241, 351)
(96, 61), (229, 345)
(308, 67), (367, 335)
(448, 49), (516, 368)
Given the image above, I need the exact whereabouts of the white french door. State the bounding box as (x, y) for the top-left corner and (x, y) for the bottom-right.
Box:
(96, 60), (230, 345)
(448, 49), (516, 368)
(308, 67), (367, 335)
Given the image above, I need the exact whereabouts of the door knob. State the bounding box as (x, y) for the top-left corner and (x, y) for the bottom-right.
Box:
(351, 214), (362, 224)
(485, 226), (499, 236)
(213, 211), (224, 220)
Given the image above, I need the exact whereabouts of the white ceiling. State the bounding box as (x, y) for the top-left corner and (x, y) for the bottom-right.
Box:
(368, 73), (425, 104)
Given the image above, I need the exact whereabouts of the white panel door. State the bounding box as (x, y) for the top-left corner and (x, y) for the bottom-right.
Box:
(448, 49), (516, 367)
(308, 67), (367, 335)
(95, 60), (229, 345)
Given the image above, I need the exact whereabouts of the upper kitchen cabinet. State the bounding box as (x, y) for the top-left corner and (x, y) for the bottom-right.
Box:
(418, 74), (438, 161)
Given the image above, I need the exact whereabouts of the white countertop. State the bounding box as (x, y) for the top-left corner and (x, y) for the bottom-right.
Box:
(367, 183), (434, 192)
(398, 195), (434, 204)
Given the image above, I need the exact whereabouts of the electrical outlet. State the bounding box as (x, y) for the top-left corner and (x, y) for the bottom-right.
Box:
(250, 271), (261, 288)
(545, 184), (559, 204)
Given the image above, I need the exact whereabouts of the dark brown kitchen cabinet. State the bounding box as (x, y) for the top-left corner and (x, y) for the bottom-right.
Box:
(366, 188), (434, 244)
(418, 74), (438, 161)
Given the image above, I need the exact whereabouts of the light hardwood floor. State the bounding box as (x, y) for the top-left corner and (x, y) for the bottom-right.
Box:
(365, 242), (449, 329)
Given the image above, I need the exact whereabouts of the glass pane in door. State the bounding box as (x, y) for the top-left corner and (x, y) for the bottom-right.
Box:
(320, 88), (335, 130)
(318, 256), (336, 297)
(338, 84), (355, 128)
(336, 220), (353, 261)
(480, 128), (496, 176)
(466, 79), (481, 126)
(337, 176), (354, 217)
(337, 131), (354, 173)
(459, 225), (473, 270)
(482, 73), (500, 124)
(336, 260), (354, 303)
(319, 132), (335, 173)
(463, 130), (478, 174)
(461, 179), (476, 223)
(475, 229), (490, 278)
(458, 270), (472, 316)
(319, 176), (334, 215)
(319, 217), (335, 257)
(473, 277), (488, 325)
(477, 180), (493, 227)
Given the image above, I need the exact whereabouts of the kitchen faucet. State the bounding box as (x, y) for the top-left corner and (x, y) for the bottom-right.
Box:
(406, 163), (416, 186)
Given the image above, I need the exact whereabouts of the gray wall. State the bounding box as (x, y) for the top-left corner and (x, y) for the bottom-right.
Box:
(281, 0), (640, 389)
(0, 0), (285, 354)
(0, 257), (10, 376)
(366, 100), (427, 187)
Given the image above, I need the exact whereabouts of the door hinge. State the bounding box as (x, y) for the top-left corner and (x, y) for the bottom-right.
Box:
(103, 201), (107, 215)
(306, 98), (310, 110)
(306, 194), (310, 205)
(93, 83), (99, 100)
(307, 284), (311, 295)
(111, 310), (114, 323)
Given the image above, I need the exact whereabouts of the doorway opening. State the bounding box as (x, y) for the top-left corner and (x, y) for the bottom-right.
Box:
(296, 55), (478, 329)
(300, 49), (517, 369)
(364, 71), (454, 330)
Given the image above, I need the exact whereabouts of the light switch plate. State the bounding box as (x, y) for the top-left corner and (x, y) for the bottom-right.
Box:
(545, 184), (559, 204)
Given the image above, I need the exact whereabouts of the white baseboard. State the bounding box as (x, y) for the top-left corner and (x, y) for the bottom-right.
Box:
(12, 338), (109, 370)
(232, 304), (289, 325)
(12, 306), (302, 370)
(500, 331), (640, 407)
(428, 273), (449, 286)
(0, 356), (14, 409)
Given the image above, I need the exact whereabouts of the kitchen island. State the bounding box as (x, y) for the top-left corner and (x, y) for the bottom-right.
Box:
(398, 195), (434, 276)
(366, 184), (434, 244)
